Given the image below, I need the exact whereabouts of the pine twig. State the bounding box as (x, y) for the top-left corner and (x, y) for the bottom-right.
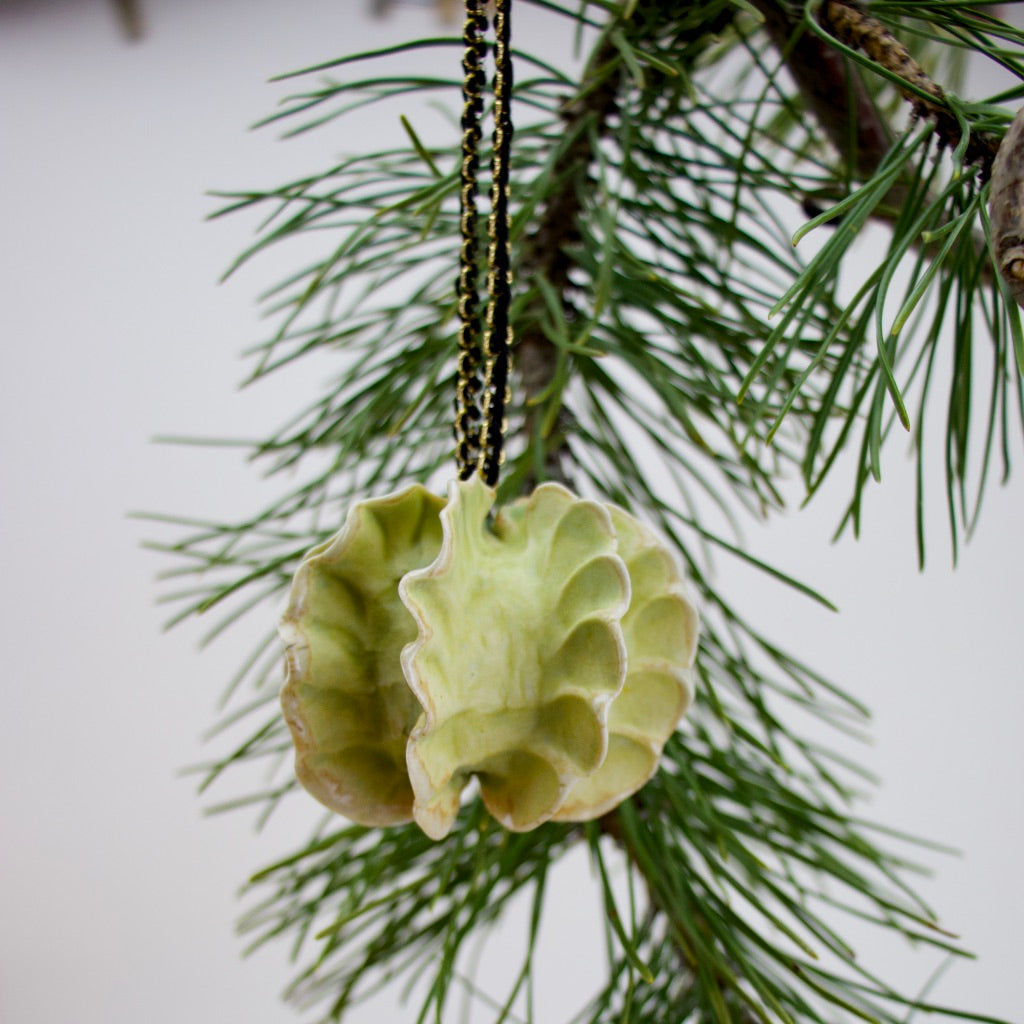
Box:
(819, 0), (1000, 177)
(753, 0), (998, 297)
(753, 0), (1000, 187)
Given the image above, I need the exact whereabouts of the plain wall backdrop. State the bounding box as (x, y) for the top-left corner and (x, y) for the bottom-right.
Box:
(1, 1), (1021, 1022)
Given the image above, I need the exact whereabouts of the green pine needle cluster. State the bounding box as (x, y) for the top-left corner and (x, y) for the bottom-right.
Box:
(149, 2), (1024, 1022)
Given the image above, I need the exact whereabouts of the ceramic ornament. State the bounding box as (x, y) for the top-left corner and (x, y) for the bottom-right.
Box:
(279, 485), (446, 826)
(553, 505), (699, 821)
(400, 475), (631, 840)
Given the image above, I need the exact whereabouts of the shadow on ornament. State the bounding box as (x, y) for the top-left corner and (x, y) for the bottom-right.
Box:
(279, 485), (446, 825)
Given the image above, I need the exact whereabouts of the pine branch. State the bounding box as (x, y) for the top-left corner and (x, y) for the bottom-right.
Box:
(752, 0), (1000, 208)
(150, 3), (1024, 1021)
(736, 1), (1023, 557)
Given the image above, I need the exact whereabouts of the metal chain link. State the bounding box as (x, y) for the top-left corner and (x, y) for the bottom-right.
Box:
(454, 0), (488, 479)
(453, 0), (513, 486)
(478, 0), (513, 487)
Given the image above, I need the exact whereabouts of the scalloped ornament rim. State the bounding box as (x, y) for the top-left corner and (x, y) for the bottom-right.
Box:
(279, 477), (700, 840)
(400, 476), (632, 839)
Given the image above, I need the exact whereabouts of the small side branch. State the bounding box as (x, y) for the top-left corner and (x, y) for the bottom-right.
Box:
(819, 0), (1000, 177)
(753, 0), (1000, 186)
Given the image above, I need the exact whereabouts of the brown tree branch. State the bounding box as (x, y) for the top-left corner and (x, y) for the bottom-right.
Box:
(753, 0), (999, 182)
(750, 0), (895, 182)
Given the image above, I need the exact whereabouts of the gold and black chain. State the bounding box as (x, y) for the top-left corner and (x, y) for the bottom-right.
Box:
(454, 0), (487, 478)
(454, 0), (514, 486)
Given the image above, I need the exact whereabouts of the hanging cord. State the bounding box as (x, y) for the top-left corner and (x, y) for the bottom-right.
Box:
(454, 0), (488, 479)
(453, 0), (514, 486)
(478, 0), (514, 487)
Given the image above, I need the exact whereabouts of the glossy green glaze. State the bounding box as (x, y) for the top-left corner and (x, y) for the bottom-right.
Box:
(281, 477), (700, 839)
(400, 476), (631, 839)
(553, 505), (699, 821)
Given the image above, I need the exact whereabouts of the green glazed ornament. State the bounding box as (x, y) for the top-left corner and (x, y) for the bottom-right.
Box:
(279, 484), (446, 826)
(280, 475), (700, 840)
(400, 476), (631, 839)
(552, 505), (699, 821)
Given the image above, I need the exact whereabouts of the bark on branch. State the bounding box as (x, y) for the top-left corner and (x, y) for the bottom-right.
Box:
(752, 0), (999, 184)
(515, 40), (622, 486)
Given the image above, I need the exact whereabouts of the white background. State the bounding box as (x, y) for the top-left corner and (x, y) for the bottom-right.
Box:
(1, 1), (1021, 1022)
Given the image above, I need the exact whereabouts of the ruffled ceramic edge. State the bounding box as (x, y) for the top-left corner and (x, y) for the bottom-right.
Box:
(552, 504), (700, 821)
(399, 477), (630, 839)
(278, 484), (443, 827)
(550, 664), (694, 822)
(280, 524), (357, 816)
